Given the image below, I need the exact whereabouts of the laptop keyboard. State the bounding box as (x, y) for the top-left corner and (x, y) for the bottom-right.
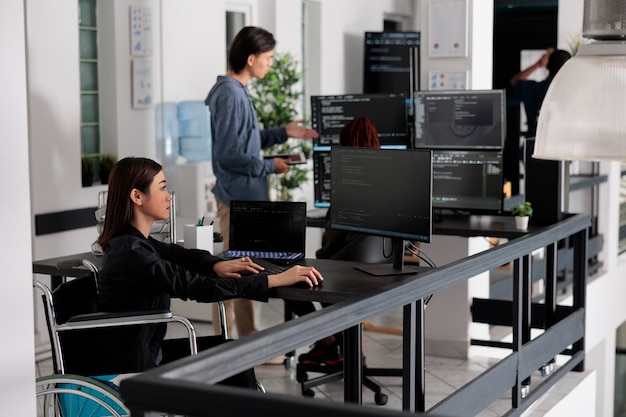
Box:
(249, 257), (288, 275)
(232, 257), (287, 277)
(225, 250), (302, 260)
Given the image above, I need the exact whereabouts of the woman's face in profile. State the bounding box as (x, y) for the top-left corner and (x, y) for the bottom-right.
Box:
(138, 170), (171, 222)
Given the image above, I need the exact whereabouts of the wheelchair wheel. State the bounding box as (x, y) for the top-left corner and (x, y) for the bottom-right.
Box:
(36, 374), (128, 417)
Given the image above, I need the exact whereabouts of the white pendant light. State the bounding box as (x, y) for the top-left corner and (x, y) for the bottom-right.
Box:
(533, 0), (626, 161)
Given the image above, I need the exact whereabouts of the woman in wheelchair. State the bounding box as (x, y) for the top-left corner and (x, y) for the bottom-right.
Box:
(95, 157), (323, 388)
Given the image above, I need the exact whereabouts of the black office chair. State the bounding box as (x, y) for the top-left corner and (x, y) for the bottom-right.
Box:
(295, 235), (402, 405)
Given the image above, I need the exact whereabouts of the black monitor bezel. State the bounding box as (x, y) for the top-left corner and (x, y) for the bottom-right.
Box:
(430, 148), (505, 215)
(412, 89), (506, 150)
(329, 147), (433, 244)
(310, 93), (410, 148)
(363, 31), (421, 94)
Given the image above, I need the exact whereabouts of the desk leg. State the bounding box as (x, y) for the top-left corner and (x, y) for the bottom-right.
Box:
(344, 323), (362, 404)
(50, 275), (65, 292)
(403, 300), (425, 412)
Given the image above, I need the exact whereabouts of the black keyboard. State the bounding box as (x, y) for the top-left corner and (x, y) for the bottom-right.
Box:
(224, 250), (302, 260)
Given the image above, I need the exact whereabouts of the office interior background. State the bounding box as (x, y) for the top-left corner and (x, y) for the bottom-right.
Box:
(3, 0), (626, 415)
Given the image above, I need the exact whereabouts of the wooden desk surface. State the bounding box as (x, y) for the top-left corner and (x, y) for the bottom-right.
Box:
(33, 253), (428, 306)
(32, 251), (101, 278)
(270, 258), (430, 305)
(431, 214), (534, 239)
(308, 213), (534, 240)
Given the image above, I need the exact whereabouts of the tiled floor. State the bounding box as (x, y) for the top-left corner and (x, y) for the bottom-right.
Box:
(35, 298), (580, 416)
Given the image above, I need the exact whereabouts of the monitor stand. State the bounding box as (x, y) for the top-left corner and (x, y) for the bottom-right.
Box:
(354, 238), (422, 276)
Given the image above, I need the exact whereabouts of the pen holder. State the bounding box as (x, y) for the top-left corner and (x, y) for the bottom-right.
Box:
(184, 224), (213, 252)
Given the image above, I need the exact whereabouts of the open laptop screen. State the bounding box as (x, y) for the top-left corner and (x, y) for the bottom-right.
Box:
(228, 200), (307, 256)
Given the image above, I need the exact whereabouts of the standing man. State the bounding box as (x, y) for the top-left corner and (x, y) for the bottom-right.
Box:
(510, 48), (571, 137)
(205, 26), (318, 343)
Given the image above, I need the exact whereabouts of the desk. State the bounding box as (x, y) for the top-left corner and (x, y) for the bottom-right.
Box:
(33, 253), (430, 411)
(272, 258), (430, 410)
(32, 251), (102, 289)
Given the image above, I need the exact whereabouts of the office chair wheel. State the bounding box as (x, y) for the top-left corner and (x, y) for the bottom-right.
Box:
(375, 392), (388, 405)
(302, 387), (315, 397)
(296, 368), (308, 383)
(36, 374), (128, 417)
(283, 355), (295, 370)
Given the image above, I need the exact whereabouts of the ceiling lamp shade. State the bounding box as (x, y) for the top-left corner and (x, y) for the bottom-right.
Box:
(533, 0), (626, 161)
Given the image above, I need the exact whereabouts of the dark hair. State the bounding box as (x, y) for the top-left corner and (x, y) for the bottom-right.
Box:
(547, 49), (571, 76)
(339, 117), (381, 148)
(228, 26), (276, 73)
(96, 157), (163, 251)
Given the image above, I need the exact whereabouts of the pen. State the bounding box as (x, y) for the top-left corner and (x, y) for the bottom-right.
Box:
(210, 219), (214, 225)
(197, 216), (205, 226)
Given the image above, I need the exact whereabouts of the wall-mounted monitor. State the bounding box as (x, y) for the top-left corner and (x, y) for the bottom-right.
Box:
(310, 93), (409, 148)
(363, 31), (421, 94)
(330, 147), (432, 275)
(432, 149), (504, 213)
(413, 90), (506, 149)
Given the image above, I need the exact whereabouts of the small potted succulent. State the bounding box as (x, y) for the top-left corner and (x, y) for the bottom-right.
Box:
(213, 231), (224, 254)
(512, 201), (533, 230)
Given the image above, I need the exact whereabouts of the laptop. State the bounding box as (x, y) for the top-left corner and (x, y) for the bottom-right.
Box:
(220, 200), (307, 265)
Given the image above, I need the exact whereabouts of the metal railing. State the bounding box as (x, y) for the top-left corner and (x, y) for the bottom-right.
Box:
(120, 213), (590, 417)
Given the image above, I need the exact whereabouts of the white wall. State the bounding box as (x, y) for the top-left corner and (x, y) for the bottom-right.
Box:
(1, 1), (36, 414)
(419, 0), (493, 91)
(161, 0), (223, 102)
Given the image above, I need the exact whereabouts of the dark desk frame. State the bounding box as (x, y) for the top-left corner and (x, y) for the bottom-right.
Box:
(272, 259), (430, 409)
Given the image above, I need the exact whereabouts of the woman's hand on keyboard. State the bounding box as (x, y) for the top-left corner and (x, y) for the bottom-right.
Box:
(267, 265), (324, 289)
(213, 256), (264, 278)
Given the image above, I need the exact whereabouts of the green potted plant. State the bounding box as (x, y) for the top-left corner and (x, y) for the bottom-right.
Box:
(248, 52), (310, 201)
(81, 156), (94, 187)
(99, 154), (116, 185)
(512, 201), (533, 230)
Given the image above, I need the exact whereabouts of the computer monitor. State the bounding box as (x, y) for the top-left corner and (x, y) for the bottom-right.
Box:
(330, 147), (432, 276)
(413, 90), (506, 149)
(363, 31), (421, 94)
(431, 149), (504, 214)
(313, 148), (332, 208)
(311, 93), (409, 148)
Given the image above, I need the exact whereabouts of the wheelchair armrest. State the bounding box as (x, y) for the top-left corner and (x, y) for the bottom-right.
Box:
(57, 311), (198, 354)
(58, 311), (174, 331)
(66, 309), (171, 322)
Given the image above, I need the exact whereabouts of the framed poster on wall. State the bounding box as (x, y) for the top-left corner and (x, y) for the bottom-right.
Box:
(130, 5), (153, 56)
(428, 0), (467, 58)
(428, 71), (468, 90)
(132, 58), (153, 109)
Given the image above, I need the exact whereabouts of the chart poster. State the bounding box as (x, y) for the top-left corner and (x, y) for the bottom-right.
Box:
(130, 6), (153, 56)
(428, 71), (468, 90)
(132, 58), (153, 109)
(429, 0), (467, 58)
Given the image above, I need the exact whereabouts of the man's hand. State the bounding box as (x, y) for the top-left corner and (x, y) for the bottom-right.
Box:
(285, 120), (319, 139)
(273, 157), (290, 174)
(538, 47), (554, 68)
